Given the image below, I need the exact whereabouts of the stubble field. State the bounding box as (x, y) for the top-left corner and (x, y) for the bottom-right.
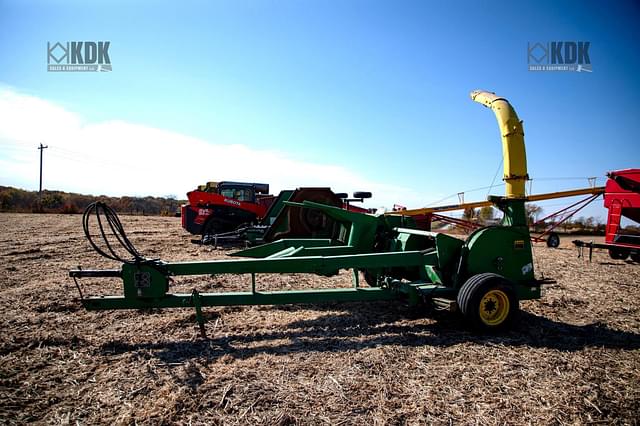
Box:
(0, 213), (639, 425)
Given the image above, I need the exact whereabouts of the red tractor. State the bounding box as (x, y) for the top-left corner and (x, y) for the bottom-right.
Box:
(181, 181), (274, 235)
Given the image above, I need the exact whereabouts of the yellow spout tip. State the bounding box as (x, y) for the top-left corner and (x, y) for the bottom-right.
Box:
(470, 90), (482, 100)
(471, 90), (528, 199)
(470, 89), (494, 100)
(470, 90), (503, 109)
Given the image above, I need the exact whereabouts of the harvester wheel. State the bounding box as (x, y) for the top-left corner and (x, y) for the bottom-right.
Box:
(546, 232), (560, 248)
(631, 252), (640, 263)
(609, 248), (629, 260)
(457, 273), (518, 332)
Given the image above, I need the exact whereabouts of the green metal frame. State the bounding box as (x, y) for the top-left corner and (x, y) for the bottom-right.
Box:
(71, 198), (541, 329)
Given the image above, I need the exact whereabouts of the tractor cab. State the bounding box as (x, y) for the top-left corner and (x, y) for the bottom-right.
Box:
(217, 181), (270, 203)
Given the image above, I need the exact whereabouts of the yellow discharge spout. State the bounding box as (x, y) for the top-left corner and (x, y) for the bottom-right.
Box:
(470, 90), (528, 198)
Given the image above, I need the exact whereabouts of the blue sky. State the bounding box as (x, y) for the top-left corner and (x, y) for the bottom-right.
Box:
(0, 0), (639, 221)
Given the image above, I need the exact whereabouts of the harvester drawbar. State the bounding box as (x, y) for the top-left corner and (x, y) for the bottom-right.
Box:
(70, 91), (551, 335)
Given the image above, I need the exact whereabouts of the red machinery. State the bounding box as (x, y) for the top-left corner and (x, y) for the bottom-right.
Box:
(181, 181), (372, 237)
(181, 181), (274, 235)
(574, 169), (640, 262)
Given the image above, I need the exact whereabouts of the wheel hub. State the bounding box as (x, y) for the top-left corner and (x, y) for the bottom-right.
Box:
(479, 289), (510, 326)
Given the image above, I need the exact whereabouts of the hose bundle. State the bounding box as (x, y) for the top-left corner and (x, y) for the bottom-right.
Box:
(82, 202), (146, 264)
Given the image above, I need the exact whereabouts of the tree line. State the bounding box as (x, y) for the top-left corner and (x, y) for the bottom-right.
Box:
(0, 186), (186, 216)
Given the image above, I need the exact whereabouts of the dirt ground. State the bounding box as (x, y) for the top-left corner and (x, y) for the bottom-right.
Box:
(0, 213), (639, 425)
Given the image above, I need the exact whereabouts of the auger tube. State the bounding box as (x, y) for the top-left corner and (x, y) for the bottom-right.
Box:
(470, 90), (528, 198)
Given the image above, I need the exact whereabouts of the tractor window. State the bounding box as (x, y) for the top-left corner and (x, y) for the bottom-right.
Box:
(235, 188), (254, 202)
(220, 187), (254, 202)
(220, 188), (235, 198)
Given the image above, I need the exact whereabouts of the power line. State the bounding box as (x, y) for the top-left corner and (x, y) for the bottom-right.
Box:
(424, 182), (505, 207)
(424, 175), (603, 208)
(47, 150), (132, 169)
(487, 156), (504, 198)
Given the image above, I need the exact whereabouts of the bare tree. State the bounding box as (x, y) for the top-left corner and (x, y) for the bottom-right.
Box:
(479, 206), (495, 223)
(462, 207), (477, 221)
(526, 203), (542, 225)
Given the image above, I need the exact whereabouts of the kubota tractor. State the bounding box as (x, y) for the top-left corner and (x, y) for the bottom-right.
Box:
(181, 181), (274, 235)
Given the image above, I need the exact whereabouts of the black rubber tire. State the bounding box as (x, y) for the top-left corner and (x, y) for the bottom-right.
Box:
(630, 252), (640, 263)
(609, 248), (629, 260)
(457, 273), (519, 332)
(353, 191), (372, 199)
(546, 232), (560, 248)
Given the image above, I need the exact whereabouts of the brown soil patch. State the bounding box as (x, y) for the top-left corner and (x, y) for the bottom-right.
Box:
(1, 213), (639, 424)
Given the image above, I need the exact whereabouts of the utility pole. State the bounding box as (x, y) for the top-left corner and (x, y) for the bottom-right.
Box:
(38, 143), (48, 210)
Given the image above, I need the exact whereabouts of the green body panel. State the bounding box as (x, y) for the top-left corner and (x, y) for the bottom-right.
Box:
(263, 190), (295, 225)
(122, 263), (168, 299)
(463, 225), (539, 300)
(434, 233), (465, 270)
(231, 238), (334, 258)
(390, 229), (463, 284)
(424, 266), (443, 284)
(492, 197), (528, 227)
(167, 250), (429, 276)
(233, 201), (417, 259)
(464, 226), (533, 281)
(390, 230), (427, 252)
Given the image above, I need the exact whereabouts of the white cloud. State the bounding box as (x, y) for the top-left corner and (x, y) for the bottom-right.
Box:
(0, 87), (430, 209)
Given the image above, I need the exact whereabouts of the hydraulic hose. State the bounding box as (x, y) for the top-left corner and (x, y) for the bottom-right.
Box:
(82, 201), (146, 264)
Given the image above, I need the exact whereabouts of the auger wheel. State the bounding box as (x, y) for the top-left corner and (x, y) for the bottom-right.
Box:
(546, 232), (560, 248)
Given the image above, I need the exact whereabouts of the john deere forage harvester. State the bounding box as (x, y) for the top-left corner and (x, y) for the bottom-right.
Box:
(70, 90), (550, 334)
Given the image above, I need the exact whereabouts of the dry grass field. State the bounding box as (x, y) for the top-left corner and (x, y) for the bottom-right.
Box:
(1, 213), (639, 425)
